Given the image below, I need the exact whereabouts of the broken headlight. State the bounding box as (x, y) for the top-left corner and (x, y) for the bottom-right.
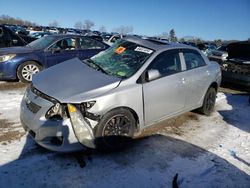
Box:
(45, 103), (68, 120)
(82, 101), (96, 110)
(71, 101), (99, 121)
(67, 104), (95, 148)
(79, 101), (100, 120)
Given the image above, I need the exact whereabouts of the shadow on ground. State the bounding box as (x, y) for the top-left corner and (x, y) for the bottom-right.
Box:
(218, 93), (250, 133)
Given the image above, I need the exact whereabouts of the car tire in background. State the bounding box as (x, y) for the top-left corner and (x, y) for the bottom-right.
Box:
(17, 61), (42, 83)
(198, 87), (217, 116)
(94, 108), (136, 151)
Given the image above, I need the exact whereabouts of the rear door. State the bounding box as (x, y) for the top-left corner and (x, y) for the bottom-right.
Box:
(78, 37), (107, 60)
(143, 50), (186, 126)
(180, 49), (210, 108)
(45, 37), (79, 67)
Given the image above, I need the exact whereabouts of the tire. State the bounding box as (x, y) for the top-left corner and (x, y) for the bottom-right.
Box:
(198, 87), (217, 115)
(17, 61), (42, 83)
(95, 108), (136, 151)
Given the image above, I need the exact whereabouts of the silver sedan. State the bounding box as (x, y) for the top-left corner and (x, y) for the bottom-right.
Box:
(20, 36), (221, 152)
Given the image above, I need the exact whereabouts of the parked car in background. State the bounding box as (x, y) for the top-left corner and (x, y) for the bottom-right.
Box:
(85, 32), (104, 42)
(20, 36), (221, 152)
(29, 32), (51, 39)
(103, 34), (124, 46)
(207, 45), (228, 64)
(101, 33), (112, 41)
(6, 25), (30, 36)
(221, 41), (250, 88)
(92, 30), (101, 35)
(0, 25), (36, 48)
(196, 43), (217, 56)
(0, 34), (109, 82)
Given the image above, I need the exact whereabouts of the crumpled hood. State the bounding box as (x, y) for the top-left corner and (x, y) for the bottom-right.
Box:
(32, 58), (121, 103)
(0, 46), (34, 55)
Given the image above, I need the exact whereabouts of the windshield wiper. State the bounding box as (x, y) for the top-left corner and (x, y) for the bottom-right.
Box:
(83, 59), (108, 74)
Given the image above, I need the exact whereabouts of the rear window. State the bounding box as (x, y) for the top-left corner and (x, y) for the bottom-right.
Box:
(183, 50), (206, 70)
(79, 37), (105, 49)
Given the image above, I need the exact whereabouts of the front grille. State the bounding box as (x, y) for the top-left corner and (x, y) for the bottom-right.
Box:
(26, 100), (41, 113)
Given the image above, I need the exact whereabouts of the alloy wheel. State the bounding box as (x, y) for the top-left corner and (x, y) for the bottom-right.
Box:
(21, 64), (40, 81)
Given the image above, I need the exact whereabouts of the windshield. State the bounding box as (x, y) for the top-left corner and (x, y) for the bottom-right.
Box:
(27, 36), (56, 49)
(89, 39), (154, 78)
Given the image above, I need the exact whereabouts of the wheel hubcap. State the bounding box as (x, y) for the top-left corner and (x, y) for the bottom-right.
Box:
(103, 115), (131, 137)
(21, 64), (40, 81)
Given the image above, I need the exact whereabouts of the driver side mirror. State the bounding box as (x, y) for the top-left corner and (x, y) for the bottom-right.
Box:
(146, 69), (161, 82)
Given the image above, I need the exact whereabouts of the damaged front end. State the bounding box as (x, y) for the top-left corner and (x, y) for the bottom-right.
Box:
(67, 103), (100, 149)
(221, 59), (250, 88)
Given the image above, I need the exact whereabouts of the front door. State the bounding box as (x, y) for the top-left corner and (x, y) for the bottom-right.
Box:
(143, 50), (186, 126)
(45, 37), (79, 67)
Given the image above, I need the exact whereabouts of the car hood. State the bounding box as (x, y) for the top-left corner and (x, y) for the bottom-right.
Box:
(32, 58), (121, 103)
(0, 46), (34, 55)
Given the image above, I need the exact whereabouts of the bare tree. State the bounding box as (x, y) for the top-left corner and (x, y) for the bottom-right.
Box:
(74, 21), (83, 29)
(83, 20), (94, 30)
(48, 20), (59, 27)
(112, 26), (133, 35)
(99, 25), (106, 32)
(0, 14), (37, 26)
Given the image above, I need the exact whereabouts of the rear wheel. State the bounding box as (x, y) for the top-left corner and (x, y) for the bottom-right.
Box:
(17, 61), (42, 83)
(198, 87), (217, 115)
(95, 108), (135, 151)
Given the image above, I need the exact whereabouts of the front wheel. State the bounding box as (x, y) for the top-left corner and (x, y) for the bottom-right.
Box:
(95, 108), (136, 151)
(198, 87), (217, 115)
(17, 61), (42, 83)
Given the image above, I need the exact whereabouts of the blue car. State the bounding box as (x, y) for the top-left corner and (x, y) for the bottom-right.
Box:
(0, 34), (109, 82)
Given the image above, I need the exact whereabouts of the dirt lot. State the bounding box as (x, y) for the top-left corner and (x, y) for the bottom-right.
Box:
(0, 81), (249, 188)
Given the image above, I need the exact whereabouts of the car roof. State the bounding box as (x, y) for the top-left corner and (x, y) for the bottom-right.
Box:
(47, 34), (81, 38)
(124, 36), (197, 51)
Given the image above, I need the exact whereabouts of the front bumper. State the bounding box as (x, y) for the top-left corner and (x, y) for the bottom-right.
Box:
(20, 87), (84, 152)
(0, 60), (18, 80)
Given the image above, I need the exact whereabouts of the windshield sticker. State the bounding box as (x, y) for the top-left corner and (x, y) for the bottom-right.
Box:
(135, 46), (153, 54)
(115, 46), (126, 54)
(117, 71), (126, 77)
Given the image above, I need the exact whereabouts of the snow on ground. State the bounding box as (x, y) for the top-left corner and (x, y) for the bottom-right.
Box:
(0, 82), (249, 188)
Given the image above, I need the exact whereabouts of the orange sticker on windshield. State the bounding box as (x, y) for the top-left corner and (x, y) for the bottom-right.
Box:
(115, 46), (126, 54)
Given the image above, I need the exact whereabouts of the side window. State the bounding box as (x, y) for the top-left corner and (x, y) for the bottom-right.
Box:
(149, 50), (181, 78)
(183, 50), (206, 70)
(50, 38), (76, 51)
(79, 37), (105, 50)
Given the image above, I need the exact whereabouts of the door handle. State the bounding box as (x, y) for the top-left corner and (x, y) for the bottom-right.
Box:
(182, 78), (186, 83)
(206, 70), (210, 75)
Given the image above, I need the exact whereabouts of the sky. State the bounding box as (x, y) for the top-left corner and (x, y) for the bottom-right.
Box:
(0, 0), (250, 40)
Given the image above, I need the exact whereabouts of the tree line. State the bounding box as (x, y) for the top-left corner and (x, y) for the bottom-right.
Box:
(1, 14), (228, 44)
(0, 14), (37, 26)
